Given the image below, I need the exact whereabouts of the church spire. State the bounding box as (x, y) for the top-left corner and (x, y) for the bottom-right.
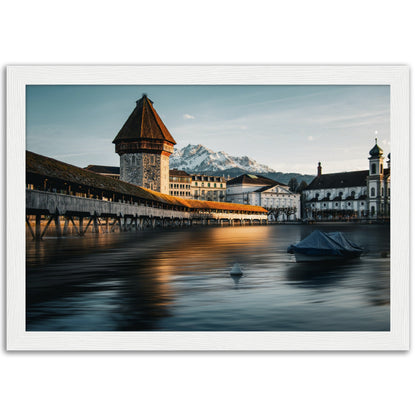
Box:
(369, 137), (383, 158)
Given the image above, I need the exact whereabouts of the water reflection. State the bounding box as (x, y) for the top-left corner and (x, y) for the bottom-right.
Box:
(229, 272), (243, 286)
(26, 224), (390, 331)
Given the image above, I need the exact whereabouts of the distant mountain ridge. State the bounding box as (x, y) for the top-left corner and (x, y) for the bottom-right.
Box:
(170, 144), (314, 185)
(170, 144), (275, 174)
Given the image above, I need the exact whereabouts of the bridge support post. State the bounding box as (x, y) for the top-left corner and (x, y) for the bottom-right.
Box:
(79, 217), (84, 235)
(40, 215), (55, 239)
(54, 213), (62, 237)
(93, 216), (100, 233)
(26, 216), (36, 240)
(35, 214), (42, 240)
(63, 217), (69, 236)
(68, 215), (81, 236)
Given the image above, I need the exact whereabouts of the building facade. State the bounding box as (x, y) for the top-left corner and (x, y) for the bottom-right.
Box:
(303, 140), (390, 220)
(191, 174), (227, 202)
(112, 94), (176, 194)
(169, 169), (192, 198)
(226, 174), (301, 221)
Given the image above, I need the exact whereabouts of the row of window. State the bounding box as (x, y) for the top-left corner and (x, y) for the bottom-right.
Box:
(170, 191), (191, 197)
(195, 190), (225, 196)
(313, 191), (362, 199)
(311, 201), (366, 208)
(170, 184), (191, 189)
(194, 182), (224, 188)
(192, 176), (225, 182)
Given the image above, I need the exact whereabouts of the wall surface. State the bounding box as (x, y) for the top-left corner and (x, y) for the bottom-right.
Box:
(120, 153), (170, 193)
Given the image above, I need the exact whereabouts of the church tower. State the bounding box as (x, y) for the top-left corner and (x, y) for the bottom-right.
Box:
(113, 94), (176, 194)
(367, 138), (384, 218)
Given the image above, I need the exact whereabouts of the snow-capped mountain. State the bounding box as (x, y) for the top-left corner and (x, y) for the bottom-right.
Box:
(170, 144), (276, 174)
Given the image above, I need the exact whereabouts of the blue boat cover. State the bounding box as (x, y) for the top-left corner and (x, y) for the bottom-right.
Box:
(287, 230), (363, 256)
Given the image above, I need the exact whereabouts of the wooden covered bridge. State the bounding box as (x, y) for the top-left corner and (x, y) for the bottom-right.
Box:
(26, 151), (268, 240)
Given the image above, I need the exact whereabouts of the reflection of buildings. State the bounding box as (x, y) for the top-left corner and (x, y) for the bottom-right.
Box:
(226, 174), (300, 221)
(191, 174), (226, 202)
(303, 139), (390, 221)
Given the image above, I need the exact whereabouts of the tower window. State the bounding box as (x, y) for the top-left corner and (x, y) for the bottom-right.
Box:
(371, 163), (376, 174)
(371, 188), (375, 197)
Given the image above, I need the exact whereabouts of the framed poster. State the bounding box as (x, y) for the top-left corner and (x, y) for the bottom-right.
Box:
(7, 65), (409, 350)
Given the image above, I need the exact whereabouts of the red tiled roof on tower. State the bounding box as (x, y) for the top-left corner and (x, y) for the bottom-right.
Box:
(113, 94), (176, 145)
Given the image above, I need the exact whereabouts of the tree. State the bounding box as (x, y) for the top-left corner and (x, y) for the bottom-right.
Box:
(296, 180), (308, 193)
(288, 177), (298, 192)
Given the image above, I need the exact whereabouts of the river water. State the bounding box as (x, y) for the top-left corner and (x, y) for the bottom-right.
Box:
(26, 224), (390, 331)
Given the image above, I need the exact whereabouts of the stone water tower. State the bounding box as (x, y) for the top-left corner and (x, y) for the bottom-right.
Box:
(113, 94), (176, 194)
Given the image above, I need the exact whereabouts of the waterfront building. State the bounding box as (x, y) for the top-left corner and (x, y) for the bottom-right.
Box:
(169, 169), (192, 198)
(112, 94), (176, 194)
(26, 151), (268, 237)
(303, 139), (390, 220)
(191, 174), (227, 202)
(226, 174), (301, 221)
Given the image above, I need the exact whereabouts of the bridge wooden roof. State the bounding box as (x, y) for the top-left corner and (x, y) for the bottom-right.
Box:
(113, 94), (176, 145)
(26, 151), (267, 213)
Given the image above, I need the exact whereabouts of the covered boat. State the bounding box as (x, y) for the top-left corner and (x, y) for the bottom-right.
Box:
(287, 230), (364, 262)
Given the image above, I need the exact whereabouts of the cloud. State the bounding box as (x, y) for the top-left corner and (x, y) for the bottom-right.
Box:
(183, 114), (195, 120)
(307, 136), (316, 141)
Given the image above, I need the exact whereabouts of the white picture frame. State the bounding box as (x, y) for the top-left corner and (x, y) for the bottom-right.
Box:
(7, 65), (409, 350)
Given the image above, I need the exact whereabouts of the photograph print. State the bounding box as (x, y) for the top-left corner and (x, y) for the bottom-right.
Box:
(25, 83), (391, 333)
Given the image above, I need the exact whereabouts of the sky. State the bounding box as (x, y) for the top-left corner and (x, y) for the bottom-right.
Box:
(26, 85), (390, 175)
